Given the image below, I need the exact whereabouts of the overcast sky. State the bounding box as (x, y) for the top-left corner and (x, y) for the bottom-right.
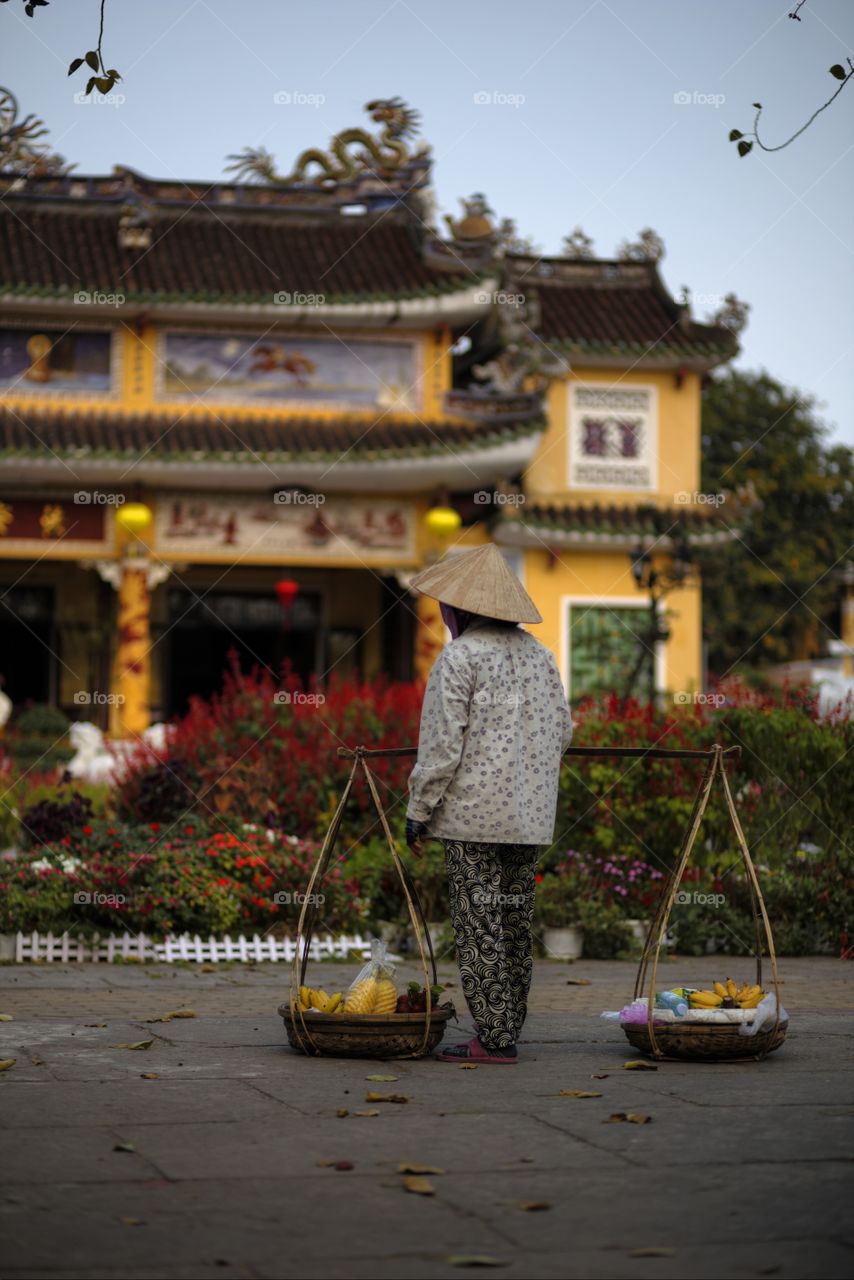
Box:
(5, 0), (853, 444)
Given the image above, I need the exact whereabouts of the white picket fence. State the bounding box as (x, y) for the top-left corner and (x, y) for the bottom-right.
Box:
(10, 930), (387, 965)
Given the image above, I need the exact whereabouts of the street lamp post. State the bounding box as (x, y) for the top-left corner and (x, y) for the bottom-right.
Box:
(626, 538), (694, 706)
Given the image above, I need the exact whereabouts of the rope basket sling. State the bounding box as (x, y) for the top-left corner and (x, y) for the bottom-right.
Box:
(627, 744), (787, 1061)
(278, 747), (453, 1059)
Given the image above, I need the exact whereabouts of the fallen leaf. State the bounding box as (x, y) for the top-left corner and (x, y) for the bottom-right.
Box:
(517, 1201), (552, 1212)
(365, 1092), (408, 1104)
(446, 1257), (507, 1268)
(558, 1090), (602, 1098)
(0, 1013), (13, 1021)
(403, 1175), (435, 1196)
(334, 1160), (353, 1171)
(200, 964), (216, 972)
(623, 1060), (657, 1071)
(353, 1109), (381, 1117)
(398, 1163), (445, 1175)
(84, 1023), (107, 1028)
(0, 1058), (16, 1071)
(629, 1247), (674, 1258)
(459, 1063), (478, 1070)
(151, 1010), (196, 1022)
(565, 978), (592, 986)
(113, 1141), (135, 1153)
(30, 1053), (44, 1065)
(118, 1216), (145, 1227)
(365, 1073), (398, 1082)
(591, 1073), (609, 1079)
(140, 1072), (159, 1080)
(605, 1112), (651, 1124)
(519, 1156), (535, 1163)
(110, 1040), (154, 1051)
(335, 1108), (350, 1118)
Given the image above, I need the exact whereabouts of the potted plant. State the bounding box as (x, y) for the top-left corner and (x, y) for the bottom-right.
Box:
(534, 871), (584, 960)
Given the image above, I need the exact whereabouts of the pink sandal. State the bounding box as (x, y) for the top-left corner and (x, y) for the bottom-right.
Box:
(435, 1036), (518, 1064)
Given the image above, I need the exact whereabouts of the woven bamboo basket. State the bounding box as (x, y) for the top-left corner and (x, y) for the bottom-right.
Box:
(628, 744), (788, 1063)
(282, 746), (454, 1059)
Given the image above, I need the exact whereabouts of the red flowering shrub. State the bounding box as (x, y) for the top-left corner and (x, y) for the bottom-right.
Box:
(114, 658), (422, 843)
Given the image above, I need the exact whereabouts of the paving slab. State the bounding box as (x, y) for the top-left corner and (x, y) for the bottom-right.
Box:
(1, 957), (852, 1279)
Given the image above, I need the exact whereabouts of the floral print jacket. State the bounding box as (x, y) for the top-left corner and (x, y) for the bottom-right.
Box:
(407, 618), (574, 844)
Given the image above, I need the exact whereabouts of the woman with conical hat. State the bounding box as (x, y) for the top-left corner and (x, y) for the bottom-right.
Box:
(406, 543), (573, 1064)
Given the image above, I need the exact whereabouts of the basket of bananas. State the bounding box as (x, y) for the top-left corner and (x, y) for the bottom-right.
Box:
(280, 963), (454, 1059)
(626, 745), (788, 1061)
(279, 746), (454, 1058)
(622, 978), (788, 1060)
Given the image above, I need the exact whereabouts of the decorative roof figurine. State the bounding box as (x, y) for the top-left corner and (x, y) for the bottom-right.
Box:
(225, 97), (429, 187)
(445, 192), (495, 242)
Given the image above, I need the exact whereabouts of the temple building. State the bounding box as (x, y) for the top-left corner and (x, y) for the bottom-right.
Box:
(0, 94), (739, 734)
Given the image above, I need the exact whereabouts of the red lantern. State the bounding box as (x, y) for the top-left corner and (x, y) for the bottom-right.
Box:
(275, 579), (299, 609)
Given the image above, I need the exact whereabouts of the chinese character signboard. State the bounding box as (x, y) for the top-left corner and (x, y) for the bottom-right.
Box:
(0, 498), (112, 555)
(568, 383), (657, 490)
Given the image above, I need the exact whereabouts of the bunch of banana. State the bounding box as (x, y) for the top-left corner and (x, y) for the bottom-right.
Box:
(689, 978), (766, 1010)
(294, 986), (344, 1014)
(343, 975), (397, 1015)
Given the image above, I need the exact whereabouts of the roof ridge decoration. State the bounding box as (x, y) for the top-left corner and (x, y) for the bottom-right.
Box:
(0, 86), (71, 178)
(225, 98), (430, 188)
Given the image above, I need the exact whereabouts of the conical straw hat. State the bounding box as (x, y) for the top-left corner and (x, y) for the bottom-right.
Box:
(410, 544), (542, 624)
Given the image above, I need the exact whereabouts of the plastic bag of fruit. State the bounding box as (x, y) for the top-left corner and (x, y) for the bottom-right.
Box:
(343, 938), (398, 1015)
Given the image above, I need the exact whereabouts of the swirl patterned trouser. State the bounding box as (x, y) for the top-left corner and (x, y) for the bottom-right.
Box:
(442, 840), (541, 1050)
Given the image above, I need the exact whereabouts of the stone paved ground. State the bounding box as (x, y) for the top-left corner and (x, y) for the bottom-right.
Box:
(0, 956), (852, 1280)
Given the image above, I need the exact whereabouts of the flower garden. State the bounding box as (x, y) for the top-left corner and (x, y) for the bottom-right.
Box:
(1, 659), (852, 958)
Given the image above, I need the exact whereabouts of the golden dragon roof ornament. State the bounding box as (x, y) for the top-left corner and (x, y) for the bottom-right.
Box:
(226, 97), (429, 187)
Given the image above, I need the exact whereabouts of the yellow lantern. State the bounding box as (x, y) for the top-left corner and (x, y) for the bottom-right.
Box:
(116, 502), (153, 537)
(424, 505), (461, 539)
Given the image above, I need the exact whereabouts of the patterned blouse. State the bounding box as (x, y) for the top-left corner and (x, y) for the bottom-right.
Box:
(407, 618), (574, 844)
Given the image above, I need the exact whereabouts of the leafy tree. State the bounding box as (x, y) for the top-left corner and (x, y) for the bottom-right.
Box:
(699, 369), (854, 674)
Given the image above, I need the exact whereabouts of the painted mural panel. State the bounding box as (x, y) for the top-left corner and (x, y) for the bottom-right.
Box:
(160, 332), (419, 410)
(0, 328), (112, 394)
(154, 493), (416, 562)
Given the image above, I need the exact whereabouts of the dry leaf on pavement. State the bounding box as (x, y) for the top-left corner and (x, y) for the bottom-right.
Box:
(604, 1112), (652, 1124)
(109, 1040), (154, 1051)
(558, 1090), (602, 1098)
(403, 1176), (435, 1195)
(398, 1163), (445, 1175)
(0, 1058), (16, 1071)
(365, 1092), (408, 1104)
(365, 1073), (398, 1081)
(623, 1060), (657, 1071)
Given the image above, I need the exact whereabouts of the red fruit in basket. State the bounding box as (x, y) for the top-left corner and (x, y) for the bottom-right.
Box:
(395, 994), (411, 1013)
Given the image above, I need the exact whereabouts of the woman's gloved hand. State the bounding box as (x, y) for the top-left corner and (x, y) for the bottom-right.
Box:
(405, 818), (428, 856)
